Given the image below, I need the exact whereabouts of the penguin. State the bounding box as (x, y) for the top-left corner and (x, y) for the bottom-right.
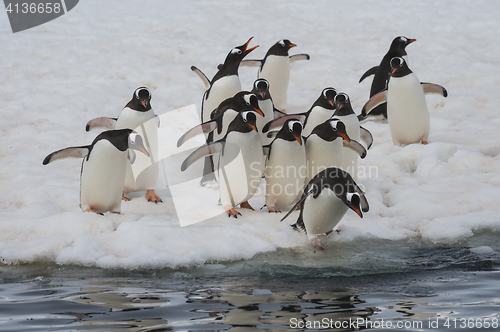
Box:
(281, 167), (369, 248)
(86, 87), (162, 203)
(362, 57), (448, 146)
(333, 92), (373, 180)
(42, 129), (149, 215)
(241, 39), (310, 112)
(198, 37), (258, 124)
(358, 36), (416, 120)
(181, 111), (264, 218)
(305, 119), (366, 183)
(264, 119), (306, 213)
(261, 87), (338, 136)
(250, 78), (287, 145)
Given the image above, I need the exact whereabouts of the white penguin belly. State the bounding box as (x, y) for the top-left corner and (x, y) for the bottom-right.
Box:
(302, 107), (336, 137)
(305, 136), (343, 183)
(259, 56), (290, 111)
(387, 75), (430, 146)
(336, 114), (360, 179)
(115, 108), (158, 192)
(302, 190), (348, 240)
(202, 76), (242, 123)
(80, 141), (127, 214)
(217, 131), (263, 207)
(265, 140), (306, 209)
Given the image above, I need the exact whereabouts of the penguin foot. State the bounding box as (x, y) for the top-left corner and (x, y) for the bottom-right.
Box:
(268, 207), (282, 213)
(240, 201), (254, 211)
(296, 205), (302, 211)
(311, 237), (326, 249)
(85, 209), (104, 216)
(422, 141), (429, 145)
(122, 195), (131, 201)
(145, 190), (163, 204)
(225, 206), (242, 218)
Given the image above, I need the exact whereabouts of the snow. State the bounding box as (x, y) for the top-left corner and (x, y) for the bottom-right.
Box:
(0, 0), (499, 269)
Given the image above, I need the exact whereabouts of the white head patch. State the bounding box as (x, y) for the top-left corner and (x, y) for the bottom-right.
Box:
(135, 87), (151, 100)
(241, 111), (251, 122)
(231, 48), (242, 54)
(346, 192), (358, 204)
(129, 132), (138, 145)
(329, 119), (340, 130)
(288, 120), (302, 132)
(279, 39), (286, 47)
(243, 94), (253, 106)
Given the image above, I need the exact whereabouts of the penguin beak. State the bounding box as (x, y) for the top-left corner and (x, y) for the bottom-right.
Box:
(253, 108), (264, 117)
(141, 100), (148, 108)
(259, 91), (265, 98)
(139, 147), (149, 157)
(243, 37), (258, 53)
(408, 38), (416, 44)
(248, 124), (257, 132)
(289, 43), (297, 48)
(328, 99), (334, 107)
(339, 132), (350, 142)
(391, 68), (397, 75)
(350, 205), (363, 218)
(294, 134), (302, 145)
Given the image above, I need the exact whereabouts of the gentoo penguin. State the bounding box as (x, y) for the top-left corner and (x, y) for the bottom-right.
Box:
(305, 119), (366, 183)
(86, 87), (162, 203)
(362, 57), (448, 146)
(358, 36), (416, 120)
(198, 37), (258, 124)
(333, 92), (373, 179)
(181, 111), (264, 218)
(264, 119), (306, 212)
(250, 78), (287, 145)
(42, 129), (149, 214)
(281, 167), (369, 248)
(241, 39), (310, 112)
(261, 87), (338, 136)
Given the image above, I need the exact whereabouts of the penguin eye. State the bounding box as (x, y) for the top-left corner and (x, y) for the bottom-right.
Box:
(129, 132), (137, 144)
(330, 120), (338, 130)
(242, 111), (248, 122)
(231, 48), (242, 55)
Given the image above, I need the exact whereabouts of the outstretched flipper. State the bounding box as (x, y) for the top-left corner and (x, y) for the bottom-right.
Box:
(85, 117), (117, 132)
(289, 54), (310, 63)
(421, 82), (448, 97)
(343, 139), (367, 159)
(181, 142), (225, 172)
(191, 66), (211, 89)
(359, 66), (379, 83)
(43, 146), (90, 165)
(262, 113), (306, 133)
(239, 59), (264, 67)
(273, 108), (288, 119)
(177, 118), (221, 147)
(361, 90), (388, 116)
(360, 126), (373, 150)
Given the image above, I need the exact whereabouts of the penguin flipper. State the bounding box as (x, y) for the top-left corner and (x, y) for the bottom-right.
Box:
(262, 145), (270, 157)
(289, 54), (310, 63)
(239, 59), (263, 67)
(359, 66), (379, 83)
(361, 90), (388, 116)
(85, 117), (117, 132)
(421, 82), (448, 97)
(343, 139), (367, 159)
(177, 120), (219, 147)
(181, 142), (224, 171)
(273, 108), (288, 119)
(266, 130), (279, 139)
(280, 186), (316, 222)
(262, 113), (306, 133)
(360, 126), (374, 149)
(43, 146), (90, 165)
(191, 66), (211, 89)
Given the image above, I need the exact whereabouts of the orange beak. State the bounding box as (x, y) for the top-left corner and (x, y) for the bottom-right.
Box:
(244, 37), (258, 52)
(141, 100), (148, 108)
(409, 39), (416, 43)
(294, 135), (302, 145)
(328, 100), (334, 106)
(253, 108), (264, 116)
(260, 92), (265, 98)
(139, 147), (149, 157)
(351, 205), (362, 218)
(392, 68), (398, 74)
(339, 132), (350, 142)
(249, 124), (257, 132)
(289, 43), (297, 48)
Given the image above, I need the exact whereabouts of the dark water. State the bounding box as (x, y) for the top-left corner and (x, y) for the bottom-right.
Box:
(1, 233), (500, 331)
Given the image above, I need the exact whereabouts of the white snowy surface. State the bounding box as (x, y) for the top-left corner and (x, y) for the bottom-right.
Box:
(0, 0), (499, 269)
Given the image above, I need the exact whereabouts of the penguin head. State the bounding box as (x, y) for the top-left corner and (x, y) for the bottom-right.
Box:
(128, 131), (149, 157)
(277, 119), (303, 145)
(229, 110), (258, 133)
(132, 87), (152, 111)
(333, 92), (355, 115)
(268, 39), (297, 56)
(252, 78), (271, 100)
(227, 37), (258, 61)
(239, 92), (264, 117)
(344, 192), (363, 218)
(321, 87), (338, 108)
(390, 36), (416, 55)
(390, 57), (412, 77)
(328, 118), (350, 142)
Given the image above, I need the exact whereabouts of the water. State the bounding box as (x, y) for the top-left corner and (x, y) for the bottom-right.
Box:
(1, 233), (499, 331)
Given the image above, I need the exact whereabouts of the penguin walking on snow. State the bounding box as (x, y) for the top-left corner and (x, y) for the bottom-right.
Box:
(305, 118), (366, 183)
(281, 167), (369, 248)
(361, 57), (447, 146)
(43, 129), (149, 215)
(181, 111), (264, 218)
(264, 119), (306, 213)
(86, 87), (162, 203)
(358, 36), (416, 120)
(241, 39), (310, 112)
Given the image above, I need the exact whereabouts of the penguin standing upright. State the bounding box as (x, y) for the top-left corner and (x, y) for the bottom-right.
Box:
(281, 167), (369, 248)
(333, 92), (373, 180)
(358, 36), (416, 120)
(305, 119), (366, 183)
(86, 87), (162, 203)
(181, 111), (264, 218)
(43, 129), (149, 214)
(241, 39), (310, 112)
(264, 119), (306, 212)
(362, 57), (448, 146)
